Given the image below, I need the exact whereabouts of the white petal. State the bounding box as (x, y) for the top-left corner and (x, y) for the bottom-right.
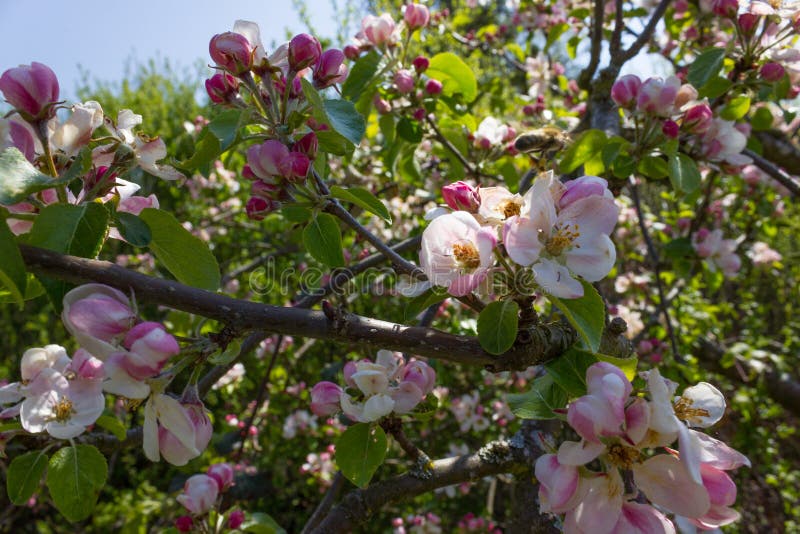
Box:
(533, 258), (583, 298)
(153, 394), (198, 455)
(143, 398), (160, 462)
(361, 393), (395, 421)
(679, 382), (725, 427)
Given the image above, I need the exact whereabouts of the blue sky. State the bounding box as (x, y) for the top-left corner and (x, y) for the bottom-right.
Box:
(0, 0), (342, 100)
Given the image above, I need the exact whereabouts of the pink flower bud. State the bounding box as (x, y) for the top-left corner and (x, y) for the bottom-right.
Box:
(442, 181), (480, 212)
(394, 69), (416, 93)
(683, 104), (713, 134)
(611, 74), (641, 109)
(246, 196), (279, 220)
(247, 140), (290, 180)
(738, 14), (759, 36)
(209, 32), (253, 75)
(242, 164), (256, 180)
(288, 33), (322, 72)
(662, 119), (680, 138)
(0, 62), (60, 120)
(279, 151), (311, 183)
(343, 361), (359, 387)
(251, 180), (283, 200)
(425, 79), (443, 95)
(344, 45), (361, 60)
(159, 391), (213, 466)
(362, 14), (397, 47)
(177, 474), (219, 516)
(412, 108), (426, 121)
(637, 76), (680, 116)
(205, 73), (239, 104)
(228, 510), (245, 529)
(675, 83), (698, 108)
(207, 463), (235, 491)
(374, 95), (391, 114)
(5, 120), (36, 162)
(712, 0), (738, 17)
(761, 62), (785, 82)
(310, 381), (343, 416)
(404, 3), (430, 29)
(313, 49), (347, 89)
(66, 290), (136, 343)
(558, 176), (610, 209)
(175, 515), (194, 532)
(401, 360), (436, 395)
(413, 56), (430, 73)
(69, 349), (105, 381)
(295, 132), (318, 159)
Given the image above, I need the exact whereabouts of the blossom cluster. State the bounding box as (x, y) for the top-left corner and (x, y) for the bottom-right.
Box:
(175, 462), (245, 532)
(420, 172), (619, 299)
(310, 350), (436, 423)
(0, 284), (211, 466)
(535, 362), (749, 532)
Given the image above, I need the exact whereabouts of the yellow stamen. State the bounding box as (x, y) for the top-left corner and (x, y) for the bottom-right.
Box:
(53, 398), (74, 422)
(673, 397), (710, 424)
(500, 200), (521, 218)
(606, 442), (641, 470)
(452, 242), (481, 270)
(545, 224), (580, 256)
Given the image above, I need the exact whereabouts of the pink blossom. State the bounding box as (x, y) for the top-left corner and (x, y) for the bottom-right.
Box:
(120, 322), (180, 380)
(534, 454), (581, 513)
(419, 211), (496, 297)
(692, 229), (741, 276)
(288, 33), (322, 72)
(50, 100), (104, 156)
(177, 474), (219, 515)
(209, 32), (253, 74)
(683, 103), (713, 134)
(442, 181), (480, 212)
(158, 398), (212, 466)
(394, 69), (416, 93)
(313, 49), (347, 88)
(611, 74), (641, 109)
(636, 76), (681, 116)
(310, 381), (343, 416)
(61, 284), (135, 359)
(404, 3), (430, 29)
(402, 360), (436, 395)
(205, 73), (239, 104)
(207, 463), (235, 491)
(0, 62), (60, 120)
(362, 14), (397, 47)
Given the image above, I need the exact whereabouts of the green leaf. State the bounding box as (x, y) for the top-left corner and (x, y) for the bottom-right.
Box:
(404, 286), (449, 322)
(549, 279), (605, 352)
(46, 445), (108, 522)
(7, 450), (49, 505)
(507, 374), (568, 419)
(281, 206), (312, 223)
(323, 99), (366, 147)
(95, 414), (127, 441)
(697, 76), (732, 99)
(114, 212), (151, 247)
(335, 423), (387, 488)
(637, 154), (669, 180)
(0, 219), (27, 307)
(208, 339), (242, 365)
(427, 52), (478, 103)
(0, 274), (44, 304)
(139, 208), (221, 290)
(720, 95), (751, 120)
(303, 213), (345, 267)
(316, 129), (353, 156)
(559, 129), (607, 173)
(342, 50), (382, 102)
(396, 118), (423, 143)
(477, 300), (520, 355)
(751, 107), (774, 131)
(0, 148), (77, 205)
(545, 22), (569, 50)
(330, 186), (392, 224)
(242, 512), (287, 534)
(596, 353), (638, 381)
(27, 203), (109, 309)
(688, 48), (726, 89)
(668, 153), (702, 193)
(180, 109), (242, 171)
(544, 347), (596, 397)
(663, 237), (693, 259)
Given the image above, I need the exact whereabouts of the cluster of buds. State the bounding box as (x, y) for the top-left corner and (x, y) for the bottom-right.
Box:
(472, 116), (516, 151)
(420, 173), (619, 299)
(536, 362), (749, 532)
(310, 350), (436, 423)
(175, 463), (245, 532)
(611, 74), (750, 166)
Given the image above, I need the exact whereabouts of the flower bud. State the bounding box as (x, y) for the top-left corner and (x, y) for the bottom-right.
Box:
(401, 360), (436, 395)
(175, 516), (194, 532)
(288, 33), (322, 72)
(205, 73), (239, 104)
(246, 196), (279, 220)
(558, 176), (610, 209)
(761, 62), (785, 82)
(712, 0), (738, 17)
(3, 119), (36, 162)
(69, 349), (105, 381)
(0, 62), (60, 120)
(344, 44), (361, 59)
(442, 181), (480, 212)
(362, 14), (397, 47)
(207, 463), (235, 491)
(425, 79), (443, 95)
(294, 132), (318, 159)
(177, 474), (219, 515)
(247, 140), (290, 180)
(64, 286), (135, 346)
(412, 55), (430, 73)
(662, 119), (680, 139)
(404, 3), (430, 30)
(310, 381), (343, 416)
(313, 49), (347, 88)
(159, 390), (213, 466)
(279, 151), (311, 183)
(674, 83), (698, 109)
(228, 510), (245, 529)
(637, 76), (680, 116)
(611, 74), (641, 109)
(209, 32), (253, 74)
(738, 14), (759, 36)
(251, 179), (283, 200)
(683, 103), (713, 134)
(394, 69), (416, 93)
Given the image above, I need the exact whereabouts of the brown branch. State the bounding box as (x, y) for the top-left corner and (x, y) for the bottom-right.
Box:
(309, 440), (530, 534)
(301, 472), (346, 533)
(743, 147), (800, 198)
(614, 0), (672, 65)
(19, 245), (572, 372)
(578, 0), (606, 90)
(754, 129), (800, 177)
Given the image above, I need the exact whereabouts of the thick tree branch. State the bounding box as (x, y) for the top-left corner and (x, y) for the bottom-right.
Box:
(578, 0), (606, 89)
(309, 440), (531, 534)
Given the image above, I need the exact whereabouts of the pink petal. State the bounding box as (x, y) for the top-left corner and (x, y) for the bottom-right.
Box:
(633, 454), (710, 518)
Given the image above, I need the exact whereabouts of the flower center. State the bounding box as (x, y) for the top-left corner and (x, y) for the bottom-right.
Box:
(53, 398), (74, 422)
(606, 442), (641, 470)
(673, 397), (710, 425)
(545, 224), (580, 256)
(452, 242), (481, 270)
(500, 200), (521, 218)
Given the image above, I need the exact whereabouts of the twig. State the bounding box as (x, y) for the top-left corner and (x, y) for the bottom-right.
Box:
(301, 472), (346, 533)
(614, 0), (672, 65)
(424, 116), (497, 181)
(609, 0), (625, 56)
(578, 0), (606, 89)
(743, 148), (800, 198)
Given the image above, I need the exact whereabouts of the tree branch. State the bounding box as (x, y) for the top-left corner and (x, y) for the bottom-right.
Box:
(743, 148), (800, 198)
(578, 0), (606, 89)
(614, 0), (672, 65)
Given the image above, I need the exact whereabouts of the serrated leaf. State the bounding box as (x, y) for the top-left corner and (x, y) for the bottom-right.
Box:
(27, 203), (109, 310)
(688, 48), (726, 89)
(323, 99), (366, 147)
(427, 52), (478, 103)
(0, 148), (76, 205)
(342, 50), (382, 102)
(668, 153), (701, 193)
(477, 300), (519, 355)
(507, 374), (568, 419)
(335, 423), (387, 488)
(115, 212), (151, 247)
(95, 414), (127, 441)
(550, 280), (605, 352)
(139, 208), (220, 290)
(0, 219), (27, 307)
(46, 445), (107, 522)
(544, 348), (597, 397)
(303, 213), (345, 267)
(330, 186), (391, 224)
(559, 129), (607, 173)
(7, 450), (49, 505)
